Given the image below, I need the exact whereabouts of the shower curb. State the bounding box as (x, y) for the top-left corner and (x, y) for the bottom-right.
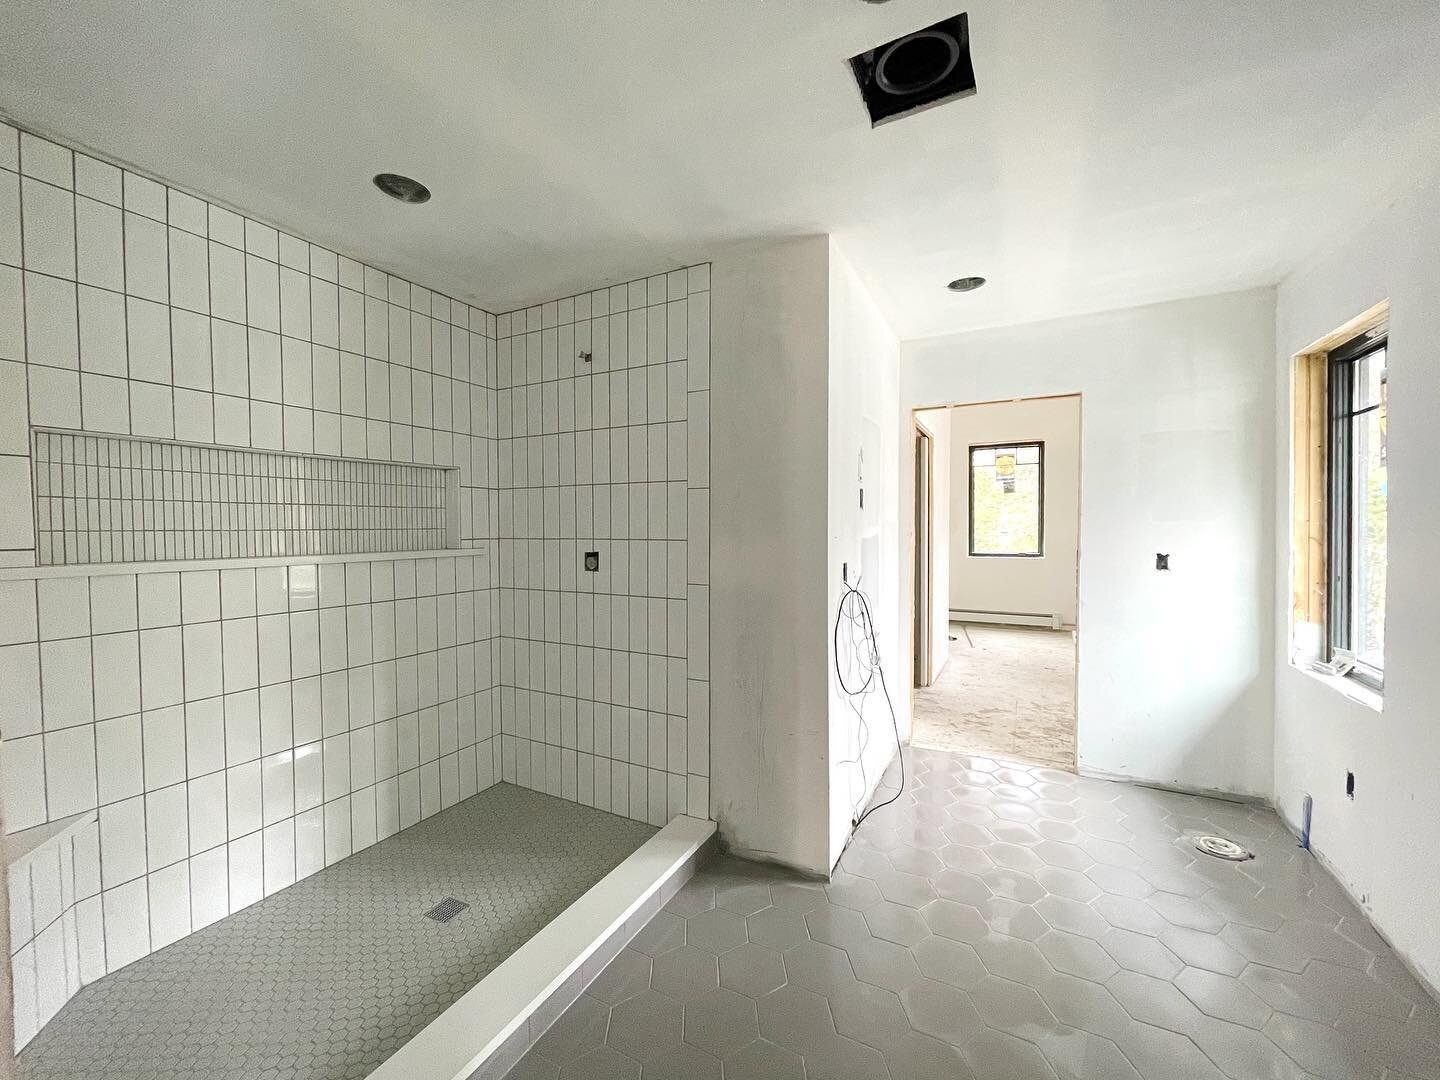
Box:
(370, 813), (717, 1080)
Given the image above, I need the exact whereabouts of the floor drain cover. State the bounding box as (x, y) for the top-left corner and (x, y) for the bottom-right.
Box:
(1195, 835), (1253, 861)
(425, 897), (468, 923)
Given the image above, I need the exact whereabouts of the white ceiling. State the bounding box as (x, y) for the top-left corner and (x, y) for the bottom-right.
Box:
(4, 0), (1439, 339)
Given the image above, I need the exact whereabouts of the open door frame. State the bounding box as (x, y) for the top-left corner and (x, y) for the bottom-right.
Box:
(905, 394), (1082, 773)
(912, 416), (936, 688)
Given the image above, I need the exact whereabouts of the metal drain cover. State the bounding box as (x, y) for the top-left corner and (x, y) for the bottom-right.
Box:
(1195, 835), (1253, 861)
(425, 897), (468, 923)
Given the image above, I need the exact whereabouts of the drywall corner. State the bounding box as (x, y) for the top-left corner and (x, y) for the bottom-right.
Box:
(708, 237), (833, 876)
(826, 240), (905, 871)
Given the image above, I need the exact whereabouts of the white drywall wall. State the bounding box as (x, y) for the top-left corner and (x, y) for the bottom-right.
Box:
(709, 237), (833, 876)
(915, 407), (952, 684)
(947, 397), (1080, 626)
(903, 290), (1275, 798)
(1273, 170), (1440, 994)
(827, 241), (904, 871)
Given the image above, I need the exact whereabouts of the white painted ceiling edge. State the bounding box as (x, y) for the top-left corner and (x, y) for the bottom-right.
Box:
(4, 1), (1439, 340)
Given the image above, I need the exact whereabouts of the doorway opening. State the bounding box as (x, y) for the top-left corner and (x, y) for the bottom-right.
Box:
(910, 395), (1080, 771)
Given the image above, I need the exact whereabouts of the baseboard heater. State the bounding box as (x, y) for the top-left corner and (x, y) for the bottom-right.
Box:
(950, 609), (1062, 629)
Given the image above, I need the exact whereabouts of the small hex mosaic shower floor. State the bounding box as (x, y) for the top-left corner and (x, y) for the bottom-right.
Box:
(506, 747), (1440, 1080)
(17, 784), (656, 1080)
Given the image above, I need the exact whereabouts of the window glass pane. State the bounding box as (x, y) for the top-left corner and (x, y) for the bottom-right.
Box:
(1351, 347), (1386, 670)
(970, 443), (1042, 555)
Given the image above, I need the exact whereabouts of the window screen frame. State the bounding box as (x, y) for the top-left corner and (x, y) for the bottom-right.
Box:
(1325, 328), (1387, 691)
(967, 440), (1045, 558)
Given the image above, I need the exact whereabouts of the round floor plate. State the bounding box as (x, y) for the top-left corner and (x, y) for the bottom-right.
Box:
(1195, 834), (1253, 861)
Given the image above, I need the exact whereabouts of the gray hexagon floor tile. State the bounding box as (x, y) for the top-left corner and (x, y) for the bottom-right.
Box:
(18, 784), (655, 1080)
(508, 747), (1440, 1080)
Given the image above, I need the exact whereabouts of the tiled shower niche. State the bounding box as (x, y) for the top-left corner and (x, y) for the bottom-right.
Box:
(32, 429), (455, 565)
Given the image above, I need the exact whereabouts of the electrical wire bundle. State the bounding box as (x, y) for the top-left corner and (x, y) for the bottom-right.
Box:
(833, 574), (905, 830)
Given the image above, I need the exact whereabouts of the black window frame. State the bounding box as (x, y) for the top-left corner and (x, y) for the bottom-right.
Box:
(968, 441), (1045, 558)
(1325, 328), (1387, 691)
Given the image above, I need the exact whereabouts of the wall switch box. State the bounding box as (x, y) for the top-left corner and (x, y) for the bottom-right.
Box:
(584, 551), (600, 572)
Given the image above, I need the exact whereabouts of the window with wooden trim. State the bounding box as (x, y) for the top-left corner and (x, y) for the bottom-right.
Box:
(1291, 301), (1388, 693)
(1327, 328), (1387, 687)
(968, 442), (1043, 556)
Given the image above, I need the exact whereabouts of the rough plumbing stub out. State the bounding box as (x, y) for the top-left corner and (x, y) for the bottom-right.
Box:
(1193, 835), (1253, 861)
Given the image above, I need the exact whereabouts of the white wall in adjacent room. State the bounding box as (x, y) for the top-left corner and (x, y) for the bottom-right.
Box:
(1272, 169), (1440, 996)
(903, 289), (1276, 799)
(947, 396), (1080, 627)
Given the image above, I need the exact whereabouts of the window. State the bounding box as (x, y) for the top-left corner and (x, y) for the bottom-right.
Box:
(1327, 328), (1388, 688)
(969, 442), (1043, 556)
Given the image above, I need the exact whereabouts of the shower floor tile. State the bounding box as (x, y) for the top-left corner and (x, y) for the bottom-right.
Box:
(18, 784), (656, 1080)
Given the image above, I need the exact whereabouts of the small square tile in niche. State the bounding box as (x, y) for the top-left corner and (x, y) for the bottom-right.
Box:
(583, 551), (600, 573)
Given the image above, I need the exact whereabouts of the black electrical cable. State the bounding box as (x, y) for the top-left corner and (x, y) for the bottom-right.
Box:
(832, 576), (905, 830)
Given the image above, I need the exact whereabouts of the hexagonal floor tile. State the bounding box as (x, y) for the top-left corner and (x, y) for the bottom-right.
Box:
(682, 987), (758, 1058)
(719, 943), (787, 1000)
(684, 907), (748, 954)
(899, 978), (984, 1048)
(962, 1028), (1060, 1079)
(606, 990), (683, 1063)
(827, 980), (911, 1053)
(721, 1038), (805, 1080)
(783, 940), (856, 994)
(847, 935), (923, 994)
(747, 906), (810, 950)
(651, 945), (719, 1002)
(755, 986), (836, 1055)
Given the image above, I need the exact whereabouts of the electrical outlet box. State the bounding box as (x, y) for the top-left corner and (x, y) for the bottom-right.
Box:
(583, 551), (600, 572)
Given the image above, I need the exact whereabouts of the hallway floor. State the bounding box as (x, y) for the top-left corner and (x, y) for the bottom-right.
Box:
(17, 785), (654, 1080)
(913, 623), (1076, 771)
(505, 746), (1440, 1080)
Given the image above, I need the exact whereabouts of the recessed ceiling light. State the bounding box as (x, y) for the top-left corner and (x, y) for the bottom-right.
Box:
(947, 276), (986, 292)
(373, 173), (431, 204)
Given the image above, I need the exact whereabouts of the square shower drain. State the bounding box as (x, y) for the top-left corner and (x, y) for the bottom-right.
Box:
(425, 897), (468, 923)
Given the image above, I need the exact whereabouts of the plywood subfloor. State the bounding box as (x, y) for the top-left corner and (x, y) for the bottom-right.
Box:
(912, 623), (1076, 771)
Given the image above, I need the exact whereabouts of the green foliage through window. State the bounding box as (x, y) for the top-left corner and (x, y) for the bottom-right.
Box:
(969, 443), (1043, 556)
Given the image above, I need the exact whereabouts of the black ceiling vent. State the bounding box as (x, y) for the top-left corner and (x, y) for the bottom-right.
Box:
(849, 13), (975, 126)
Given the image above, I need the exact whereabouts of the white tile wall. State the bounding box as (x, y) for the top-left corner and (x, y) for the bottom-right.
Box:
(7, 818), (96, 1046)
(2, 552), (499, 1050)
(0, 120), (716, 1055)
(31, 430), (453, 565)
(0, 119), (506, 1051)
(493, 267), (711, 826)
(0, 120), (498, 569)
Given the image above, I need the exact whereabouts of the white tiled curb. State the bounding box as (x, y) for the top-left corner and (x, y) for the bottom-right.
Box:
(371, 813), (716, 1080)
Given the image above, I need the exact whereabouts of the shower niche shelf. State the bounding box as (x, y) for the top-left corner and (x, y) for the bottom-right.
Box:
(32, 428), (459, 566)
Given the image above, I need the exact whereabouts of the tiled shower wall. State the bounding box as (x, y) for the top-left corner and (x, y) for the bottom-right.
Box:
(0, 118), (502, 1048)
(0, 117), (716, 1050)
(2, 553), (499, 1047)
(0, 118), (496, 564)
(494, 269), (711, 826)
